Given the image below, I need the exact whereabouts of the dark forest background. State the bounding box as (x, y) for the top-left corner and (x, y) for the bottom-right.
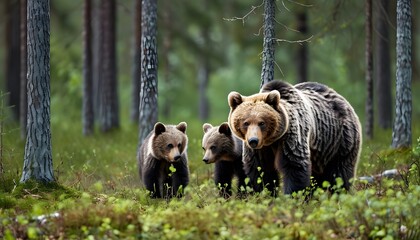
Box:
(2, 0), (419, 128)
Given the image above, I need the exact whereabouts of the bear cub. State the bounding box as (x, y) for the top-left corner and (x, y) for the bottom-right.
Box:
(228, 80), (362, 195)
(202, 123), (247, 198)
(137, 122), (190, 198)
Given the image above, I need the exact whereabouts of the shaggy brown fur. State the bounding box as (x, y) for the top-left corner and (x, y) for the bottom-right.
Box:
(137, 122), (189, 198)
(228, 80), (362, 195)
(202, 123), (246, 198)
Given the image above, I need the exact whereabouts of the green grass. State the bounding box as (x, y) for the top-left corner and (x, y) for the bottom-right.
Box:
(1, 94), (420, 239)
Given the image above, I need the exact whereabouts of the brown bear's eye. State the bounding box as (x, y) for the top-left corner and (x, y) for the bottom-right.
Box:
(210, 146), (216, 151)
(258, 122), (265, 127)
(178, 143), (182, 148)
(167, 144), (174, 149)
(243, 122), (250, 127)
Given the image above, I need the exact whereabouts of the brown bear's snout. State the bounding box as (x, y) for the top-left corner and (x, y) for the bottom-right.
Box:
(248, 137), (259, 148)
(173, 154), (181, 162)
(203, 158), (209, 164)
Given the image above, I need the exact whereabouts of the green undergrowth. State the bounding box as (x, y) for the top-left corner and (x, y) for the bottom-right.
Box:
(1, 112), (420, 239)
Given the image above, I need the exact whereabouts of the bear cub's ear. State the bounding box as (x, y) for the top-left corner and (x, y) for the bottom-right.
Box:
(176, 122), (187, 134)
(203, 123), (213, 133)
(228, 92), (243, 110)
(265, 90), (281, 110)
(154, 122), (166, 135)
(218, 122), (231, 136)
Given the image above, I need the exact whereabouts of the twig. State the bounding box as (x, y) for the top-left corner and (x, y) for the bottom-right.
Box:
(223, 1), (264, 25)
(274, 35), (313, 45)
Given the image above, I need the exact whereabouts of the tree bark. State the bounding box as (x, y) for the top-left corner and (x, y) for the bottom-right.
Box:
(162, 3), (173, 119)
(392, 0), (412, 148)
(19, 0), (27, 140)
(5, 0), (21, 120)
(138, 0), (158, 144)
(21, 0), (54, 183)
(99, 0), (119, 132)
(365, 0), (374, 139)
(260, 0), (276, 88)
(131, 0), (141, 122)
(83, 0), (94, 135)
(296, 11), (308, 83)
(375, 0), (392, 129)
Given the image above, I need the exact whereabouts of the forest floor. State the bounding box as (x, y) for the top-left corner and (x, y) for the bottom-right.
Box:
(1, 114), (420, 239)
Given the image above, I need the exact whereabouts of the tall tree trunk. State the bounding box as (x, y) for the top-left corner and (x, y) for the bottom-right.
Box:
(99, 0), (119, 132)
(162, 3), (173, 119)
(260, 0), (276, 88)
(5, 0), (21, 120)
(392, 0), (412, 148)
(83, 0), (94, 135)
(365, 0), (374, 139)
(375, 0), (392, 129)
(21, 0), (54, 183)
(19, 0), (27, 140)
(296, 11), (308, 83)
(198, 57), (209, 121)
(92, 0), (101, 120)
(131, 0), (141, 122)
(138, 0), (158, 144)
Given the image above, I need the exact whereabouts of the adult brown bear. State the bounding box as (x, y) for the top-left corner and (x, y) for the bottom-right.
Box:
(228, 80), (362, 195)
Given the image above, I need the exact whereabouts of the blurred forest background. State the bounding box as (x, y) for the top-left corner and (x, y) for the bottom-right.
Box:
(1, 0), (419, 130)
(0, 0), (420, 238)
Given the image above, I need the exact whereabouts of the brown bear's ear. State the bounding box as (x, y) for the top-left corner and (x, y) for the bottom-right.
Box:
(228, 91), (243, 110)
(154, 122), (166, 135)
(265, 90), (281, 110)
(176, 122), (187, 134)
(218, 122), (231, 136)
(203, 123), (213, 133)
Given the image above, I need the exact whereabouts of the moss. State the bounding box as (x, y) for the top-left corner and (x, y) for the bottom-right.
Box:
(0, 193), (16, 209)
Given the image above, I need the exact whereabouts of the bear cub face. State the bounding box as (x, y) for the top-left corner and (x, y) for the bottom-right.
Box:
(202, 123), (236, 164)
(228, 91), (288, 149)
(151, 122), (188, 162)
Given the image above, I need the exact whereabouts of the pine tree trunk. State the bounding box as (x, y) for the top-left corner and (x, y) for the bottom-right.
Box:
(260, 0), (276, 88)
(83, 0), (94, 135)
(21, 0), (54, 183)
(375, 0), (392, 129)
(392, 0), (412, 148)
(365, 0), (374, 139)
(19, 0), (27, 140)
(99, 0), (119, 132)
(162, 3), (173, 119)
(296, 11), (308, 83)
(5, 0), (21, 120)
(131, 0), (141, 122)
(138, 0), (158, 144)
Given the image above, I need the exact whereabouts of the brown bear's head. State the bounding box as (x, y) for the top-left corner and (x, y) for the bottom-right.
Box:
(151, 122), (188, 162)
(201, 122), (236, 164)
(228, 90), (289, 149)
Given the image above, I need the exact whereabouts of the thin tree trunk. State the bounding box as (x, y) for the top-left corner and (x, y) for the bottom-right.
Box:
(138, 0), (158, 144)
(92, 0), (101, 120)
(131, 0), (141, 122)
(365, 0), (374, 139)
(260, 0), (276, 88)
(198, 57), (209, 121)
(83, 0), (94, 135)
(19, 0), (27, 140)
(21, 0), (54, 183)
(162, 3), (172, 119)
(99, 0), (119, 132)
(5, 0), (21, 120)
(375, 0), (392, 129)
(296, 11), (308, 83)
(392, 0), (412, 148)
